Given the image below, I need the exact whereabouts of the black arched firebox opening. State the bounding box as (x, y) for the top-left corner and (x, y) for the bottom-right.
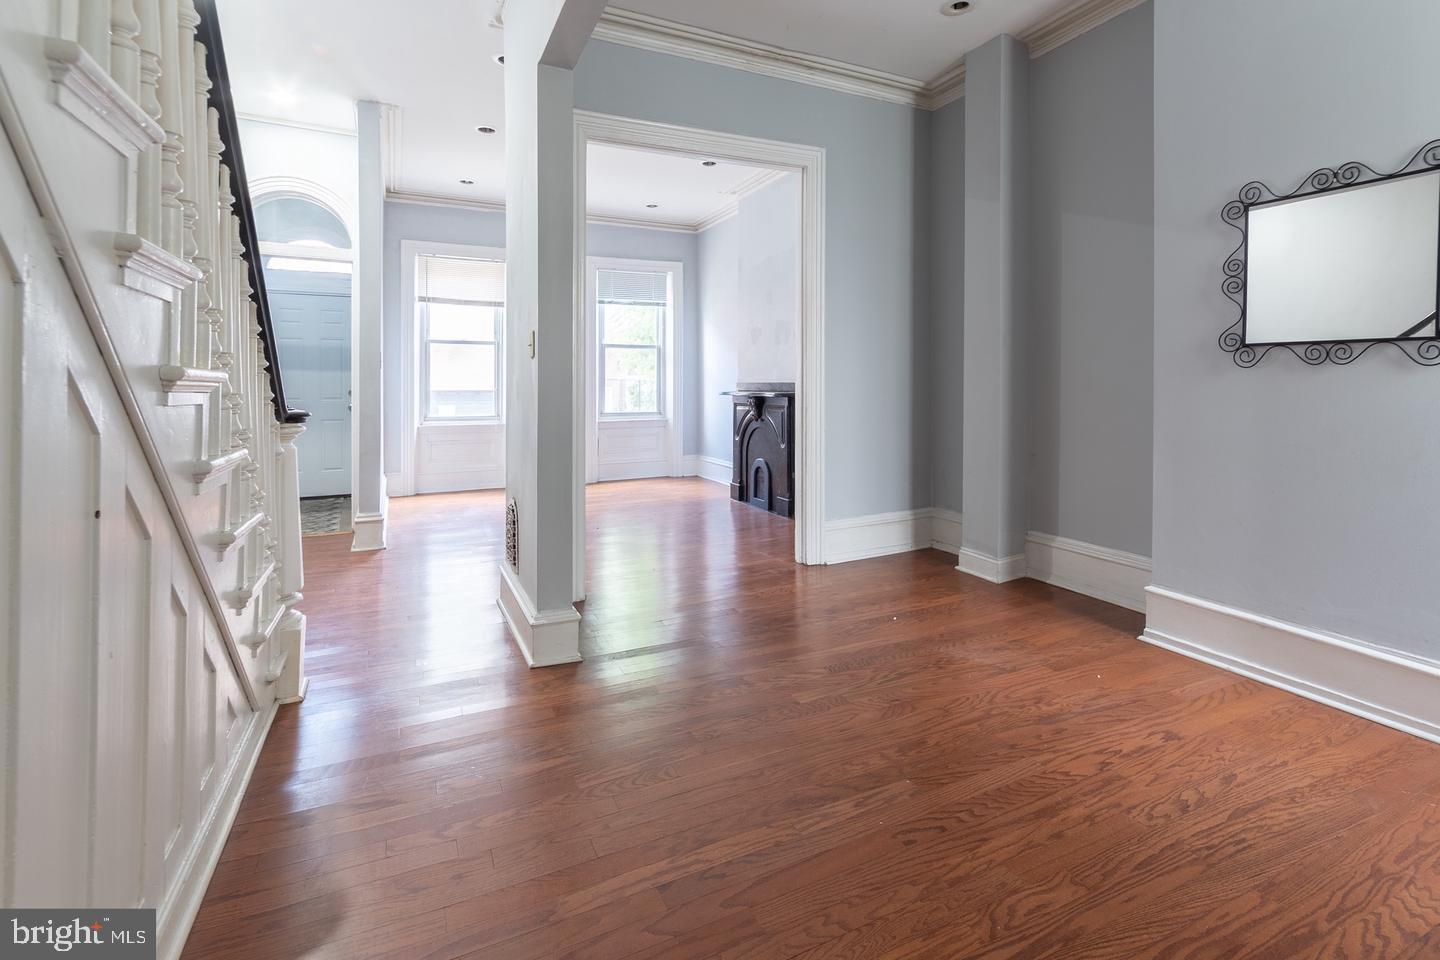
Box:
(726, 384), (795, 518)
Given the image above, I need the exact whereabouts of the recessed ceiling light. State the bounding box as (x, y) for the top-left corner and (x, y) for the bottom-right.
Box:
(476, 125), (497, 134)
(459, 178), (475, 185)
(492, 53), (505, 66)
(645, 203), (659, 209)
(940, 0), (972, 14)
(701, 160), (717, 167)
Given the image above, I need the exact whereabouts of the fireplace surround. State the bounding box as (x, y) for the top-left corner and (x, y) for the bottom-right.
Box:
(725, 383), (796, 518)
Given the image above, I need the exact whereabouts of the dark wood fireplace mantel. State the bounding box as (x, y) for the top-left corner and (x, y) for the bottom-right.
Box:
(724, 383), (795, 518)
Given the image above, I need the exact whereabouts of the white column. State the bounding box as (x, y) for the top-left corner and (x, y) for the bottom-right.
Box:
(351, 100), (388, 551)
(497, 0), (607, 666)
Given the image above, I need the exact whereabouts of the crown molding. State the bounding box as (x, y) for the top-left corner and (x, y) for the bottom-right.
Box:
(594, 0), (1146, 112)
(724, 167), (788, 198)
(1019, 0), (1148, 59)
(388, 190), (705, 232)
(592, 8), (928, 108)
(387, 189), (505, 213)
(696, 166), (790, 231)
(586, 212), (698, 233)
(922, 61), (966, 111)
(693, 204), (736, 233)
(234, 111), (356, 137)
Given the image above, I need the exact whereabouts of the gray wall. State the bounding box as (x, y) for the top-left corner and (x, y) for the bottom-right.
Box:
(381, 199), (702, 473)
(576, 40), (933, 520)
(930, 98), (964, 516)
(1153, 0), (1440, 659)
(696, 173), (803, 464)
(1027, 2), (1154, 557)
(735, 172), (801, 384)
(698, 214), (739, 463)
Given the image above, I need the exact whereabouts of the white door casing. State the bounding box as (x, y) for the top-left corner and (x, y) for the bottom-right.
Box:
(573, 111), (827, 602)
(585, 256), (683, 483)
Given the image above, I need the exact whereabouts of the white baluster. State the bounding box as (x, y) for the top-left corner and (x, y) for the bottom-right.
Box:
(79, 0), (112, 74)
(217, 162), (242, 457)
(201, 97), (223, 361)
(157, 0), (185, 256)
(174, 1), (201, 369)
(229, 211), (254, 454)
(110, 0), (142, 100)
(189, 39), (215, 372)
(135, 0), (164, 245)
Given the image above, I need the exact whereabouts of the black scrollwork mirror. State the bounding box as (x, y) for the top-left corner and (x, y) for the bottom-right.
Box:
(1220, 139), (1440, 367)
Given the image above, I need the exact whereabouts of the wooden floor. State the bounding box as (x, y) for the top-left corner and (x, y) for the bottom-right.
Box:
(184, 479), (1440, 960)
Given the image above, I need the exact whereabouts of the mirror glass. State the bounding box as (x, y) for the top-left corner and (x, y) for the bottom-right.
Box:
(1245, 169), (1440, 345)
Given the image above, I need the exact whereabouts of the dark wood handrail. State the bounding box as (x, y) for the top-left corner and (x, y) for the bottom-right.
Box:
(193, 0), (309, 425)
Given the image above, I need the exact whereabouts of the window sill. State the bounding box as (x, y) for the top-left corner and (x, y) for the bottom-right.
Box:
(421, 418), (504, 428)
(598, 415), (667, 425)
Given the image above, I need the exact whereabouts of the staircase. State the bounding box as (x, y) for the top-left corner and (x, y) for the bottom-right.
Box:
(0, 1), (306, 955)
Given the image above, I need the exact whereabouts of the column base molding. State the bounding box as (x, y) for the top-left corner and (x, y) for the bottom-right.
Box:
(955, 547), (1027, 584)
(497, 562), (582, 668)
(351, 511), (387, 551)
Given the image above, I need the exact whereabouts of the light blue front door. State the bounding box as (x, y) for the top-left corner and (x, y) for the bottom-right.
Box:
(268, 269), (352, 498)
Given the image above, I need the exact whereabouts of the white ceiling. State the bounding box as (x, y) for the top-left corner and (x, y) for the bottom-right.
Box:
(587, 145), (778, 227)
(216, 0), (1091, 216)
(609, 0), (1081, 83)
(216, 0), (510, 202)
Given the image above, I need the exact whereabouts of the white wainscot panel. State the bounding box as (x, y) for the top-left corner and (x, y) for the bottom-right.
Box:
(415, 422), (505, 494)
(596, 419), (671, 482)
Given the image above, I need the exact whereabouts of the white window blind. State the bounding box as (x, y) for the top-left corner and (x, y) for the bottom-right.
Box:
(418, 255), (506, 305)
(597, 269), (669, 306)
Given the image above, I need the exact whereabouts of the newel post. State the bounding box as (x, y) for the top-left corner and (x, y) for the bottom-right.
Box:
(272, 421), (307, 702)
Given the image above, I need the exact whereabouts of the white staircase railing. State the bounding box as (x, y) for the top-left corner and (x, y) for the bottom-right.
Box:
(0, 0), (306, 955)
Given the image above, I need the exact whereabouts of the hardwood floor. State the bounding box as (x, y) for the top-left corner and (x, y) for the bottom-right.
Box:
(183, 478), (1440, 960)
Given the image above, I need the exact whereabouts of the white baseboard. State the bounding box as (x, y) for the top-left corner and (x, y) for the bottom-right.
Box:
(955, 547), (1028, 583)
(825, 507), (962, 564)
(824, 509), (933, 564)
(414, 473), (505, 494)
(821, 509), (1155, 615)
(497, 561), (582, 667)
(1026, 532), (1150, 613)
(930, 508), (963, 555)
(351, 511), (387, 551)
(1141, 585), (1440, 745)
(596, 459), (673, 482)
(163, 701), (278, 960)
(693, 455), (731, 485)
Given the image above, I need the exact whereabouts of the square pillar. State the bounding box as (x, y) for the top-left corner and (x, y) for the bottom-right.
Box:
(960, 34), (1030, 582)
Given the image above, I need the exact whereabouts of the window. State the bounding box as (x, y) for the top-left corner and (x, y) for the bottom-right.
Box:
(597, 268), (669, 417)
(417, 254), (505, 421)
(254, 194), (353, 276)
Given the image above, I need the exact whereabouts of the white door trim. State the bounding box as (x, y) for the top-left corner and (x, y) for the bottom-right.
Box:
(397, 238), (507, 497)
(572, 110), (826, 599)
(585, 255), (684, 483)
